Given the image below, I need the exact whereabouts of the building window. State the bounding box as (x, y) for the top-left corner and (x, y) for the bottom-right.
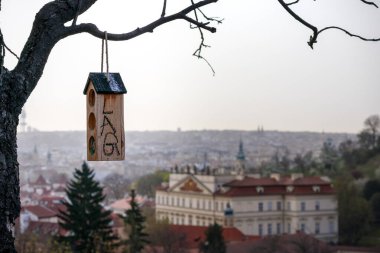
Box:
(177, 197), (179, 206)
(268, 202), (272, 211)
(315, 222), (320, 234)
(288, 223), (291, 233)
(215, 201), (219, 211)
(300, 223), (306, 232)
(181, 217), (185, 225)
(258, 202), (263, 212)
(182, 198), (185, 207)
(208, 200), (211, 210)
(189, 199), (192, 208)
(315, 201), (320, 211)
(259, 224), (263, 236)
(277, 201), (282, 211)
(329, 221), (334, 233)
(268, 223), (272, 235)
(197, 200), (200, 209)
(287, 202), (291, 211)
(166, 196), (168, 205)
(276, 223), (281, 234)
(301, 202), (306, 211)
(189, 215), (193, 225)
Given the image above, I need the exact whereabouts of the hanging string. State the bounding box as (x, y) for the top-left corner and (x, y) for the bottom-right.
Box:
(100, 31), (110, 82)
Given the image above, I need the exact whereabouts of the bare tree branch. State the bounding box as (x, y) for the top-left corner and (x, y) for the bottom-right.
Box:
(361, 0), (378, 8)
(62, 0), (218, 40)
(277, 0), (318, 48)
(278, 0), (380, 48)
(318, 26), (380, 41)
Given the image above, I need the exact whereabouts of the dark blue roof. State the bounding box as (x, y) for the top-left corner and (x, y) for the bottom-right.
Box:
(83, 72), (127, 94)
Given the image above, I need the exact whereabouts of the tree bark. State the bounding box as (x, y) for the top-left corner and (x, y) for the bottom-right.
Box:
(0, 69), (21, 252)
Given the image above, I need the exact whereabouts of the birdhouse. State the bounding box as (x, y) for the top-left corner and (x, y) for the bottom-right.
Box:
(83, 72), (127, 161)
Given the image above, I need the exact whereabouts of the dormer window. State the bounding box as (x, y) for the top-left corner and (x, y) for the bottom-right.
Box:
(287, 186), (294, 193)
(256, 186), (264, 193)
(312, 185), (320, 192)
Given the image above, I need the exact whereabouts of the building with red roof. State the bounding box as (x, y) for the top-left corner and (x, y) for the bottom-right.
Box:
(156, 142), (338, 243)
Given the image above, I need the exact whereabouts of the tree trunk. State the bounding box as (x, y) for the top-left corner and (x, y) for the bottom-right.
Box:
(0, 70), (21, 252)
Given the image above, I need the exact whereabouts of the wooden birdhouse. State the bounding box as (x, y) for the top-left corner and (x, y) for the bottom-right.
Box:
(83, 72), (127, 161)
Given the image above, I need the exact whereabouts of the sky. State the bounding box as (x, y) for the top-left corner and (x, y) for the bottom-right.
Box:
(1, 0), (379, 133)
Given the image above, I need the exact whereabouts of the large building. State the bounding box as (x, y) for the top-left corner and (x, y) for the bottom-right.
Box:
(155, 142), (338, 243)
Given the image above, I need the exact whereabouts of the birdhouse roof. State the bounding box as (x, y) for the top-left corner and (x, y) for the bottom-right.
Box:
(83, 72), (127, 94)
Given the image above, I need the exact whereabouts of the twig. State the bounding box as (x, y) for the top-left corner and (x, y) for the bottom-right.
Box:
(287, 0), (300, 6)
(197, 8), (223, 24)
(190, 0), (216, 75)
(0, 30), (19, 60)
(161, 0), (167, 17)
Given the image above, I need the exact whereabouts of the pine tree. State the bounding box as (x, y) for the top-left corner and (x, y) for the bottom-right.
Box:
(200, 223), (226, 253)
(58, 162), (116, 252)
(122, 189), (149, 253)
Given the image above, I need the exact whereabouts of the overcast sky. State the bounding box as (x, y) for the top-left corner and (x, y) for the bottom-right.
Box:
(1, 0), (379, 133)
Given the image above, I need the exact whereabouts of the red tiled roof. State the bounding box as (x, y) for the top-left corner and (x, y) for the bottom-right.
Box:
(292, 177), (330, 186)
(169, 225), (247, 249)
(217, 175), (334, 197)
(23, 205), (56, 218)
(225, 177), (278, 187)
(33, 175), (48, 185)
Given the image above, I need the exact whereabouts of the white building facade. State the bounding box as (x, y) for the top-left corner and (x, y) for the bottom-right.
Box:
(156, 172), (338, 243)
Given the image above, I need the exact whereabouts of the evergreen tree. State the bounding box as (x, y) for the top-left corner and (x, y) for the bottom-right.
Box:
(122, 189), (149, 253)
(58, 162), (116, 252)
(200, 223), (226, 253)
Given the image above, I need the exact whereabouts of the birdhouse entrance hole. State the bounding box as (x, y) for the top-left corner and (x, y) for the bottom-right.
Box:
(89, 89), (95, 106)
(88, 113), (96, 130)
(89, 136), (96, 155)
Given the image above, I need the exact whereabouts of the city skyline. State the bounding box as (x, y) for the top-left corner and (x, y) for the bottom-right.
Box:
(2, 0), (380, 133)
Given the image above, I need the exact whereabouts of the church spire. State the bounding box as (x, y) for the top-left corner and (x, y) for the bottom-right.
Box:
(236, 138), (245, 161)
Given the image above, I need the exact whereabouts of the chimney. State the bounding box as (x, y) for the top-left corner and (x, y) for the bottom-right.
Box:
(291, 173), (303, 181)
(270, 173), (281, 181)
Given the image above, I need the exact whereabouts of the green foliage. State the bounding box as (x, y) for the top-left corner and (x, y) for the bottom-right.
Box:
(319, 138), (341, 175)
(135, 170), (169, 197)
(102, 172), (131, 199)
(363, 179), (380, 201)
(336, 178), (371, 245)
(200, 223), (226, 253)
(122, 189), (149, 253)
(293, 151), (316, 175)
(58, 162), (117, 252)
